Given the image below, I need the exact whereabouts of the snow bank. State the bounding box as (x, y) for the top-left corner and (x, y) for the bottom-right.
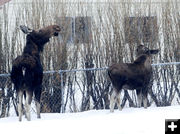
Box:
(0, 106), (180, 134)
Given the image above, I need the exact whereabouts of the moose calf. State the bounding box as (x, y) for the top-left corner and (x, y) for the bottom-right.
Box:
(11, 25), (61, 121)
(108, 45), (159, 112)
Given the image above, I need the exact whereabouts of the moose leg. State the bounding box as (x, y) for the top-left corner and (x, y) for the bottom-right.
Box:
(110, 89), (117, 112)
(116, 90), (122, 111)
(25, 90), (33, 121)
(136, 89), (142, 108)
(34, 86), (41, 119)
(143, 97), (148, 109)
(142, 89), (148, 109)
(35, 101), (41, 118)
(23, 92), (28, 119)
(17, 90), (23, 121)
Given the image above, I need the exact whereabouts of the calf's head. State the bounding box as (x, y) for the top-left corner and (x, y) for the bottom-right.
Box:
(20, 25), (61, 38)
(38, 25), (61, 37)
(134, 45), (159, 67)
(20, 25), (61, 54)
(136, 45), (159, 57)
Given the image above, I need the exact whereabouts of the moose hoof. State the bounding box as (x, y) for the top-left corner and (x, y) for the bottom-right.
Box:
(110, 109), (114, 113)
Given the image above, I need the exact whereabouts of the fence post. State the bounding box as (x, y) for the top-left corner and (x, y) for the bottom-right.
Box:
(60, 70), (65, 113)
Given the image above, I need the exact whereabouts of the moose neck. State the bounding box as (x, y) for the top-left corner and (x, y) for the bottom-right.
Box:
(22, 33), (50, 58)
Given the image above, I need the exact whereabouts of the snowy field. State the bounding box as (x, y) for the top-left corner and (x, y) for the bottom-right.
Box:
(0, 106), (180, 134)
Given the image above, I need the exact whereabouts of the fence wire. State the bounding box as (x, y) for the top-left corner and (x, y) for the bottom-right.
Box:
(0, 62), (180, 118)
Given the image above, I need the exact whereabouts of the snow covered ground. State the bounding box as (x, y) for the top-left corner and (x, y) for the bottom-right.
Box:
(0, 106), (180, 134)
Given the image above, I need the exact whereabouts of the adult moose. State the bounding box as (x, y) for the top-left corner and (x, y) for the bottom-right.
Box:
(108, 45), (159, 112)
(11, 25), (61, 121)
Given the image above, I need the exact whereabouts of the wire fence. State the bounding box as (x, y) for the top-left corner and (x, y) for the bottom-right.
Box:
(0, 62), (180, 117)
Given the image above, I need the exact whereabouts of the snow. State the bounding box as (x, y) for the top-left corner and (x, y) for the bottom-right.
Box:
(0, 106), (180, 134)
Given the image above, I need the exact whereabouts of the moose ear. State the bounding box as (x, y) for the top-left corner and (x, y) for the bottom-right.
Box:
(20, 25), (33, 34)
(53, 25), (61, 32)
(149, 49), (159, 54)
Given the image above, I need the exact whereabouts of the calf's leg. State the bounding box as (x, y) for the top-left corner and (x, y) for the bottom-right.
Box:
(136, 89), (142, 108)
(116, 90), (122, 111)
(25, 90), (33, 121)
(34, 86), (42, 118)
(110, 89), (117, 112)
(17, 90), (23, 121)
(142, 89), (148, 109)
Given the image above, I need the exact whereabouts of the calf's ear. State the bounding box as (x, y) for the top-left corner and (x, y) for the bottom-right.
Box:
(149, 49), (159, 54)
(20, 25), (33, 34)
